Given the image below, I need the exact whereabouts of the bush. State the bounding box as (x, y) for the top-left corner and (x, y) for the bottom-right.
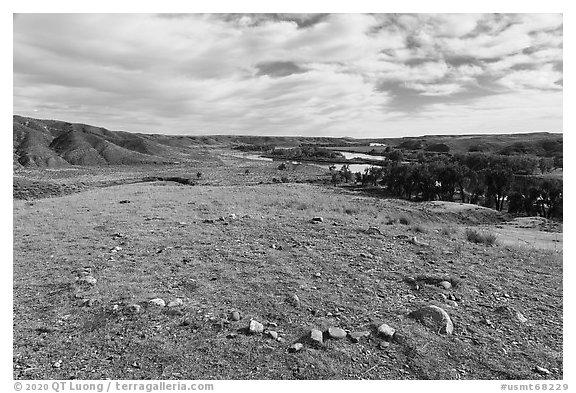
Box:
(465, 229), (497, 246)
(398, 215), (411, 225)
(440, 226), (457, 237)
(411, 224), (427, 233)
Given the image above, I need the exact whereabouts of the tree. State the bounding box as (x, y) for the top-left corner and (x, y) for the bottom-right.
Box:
(387, 149), (403, 163)
(484, 168), (513, 211)
(539, 157), (555, 174)
(339, 164), (353, 183)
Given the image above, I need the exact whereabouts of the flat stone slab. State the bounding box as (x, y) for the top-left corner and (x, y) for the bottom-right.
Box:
(409, 305), (454, 335)
(377, 323), (396, 340)
(328, 327), (347, 340)
(310, 329), (323, 344)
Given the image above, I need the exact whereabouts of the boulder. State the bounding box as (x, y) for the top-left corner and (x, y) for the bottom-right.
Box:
(409, 305), (454, 334)
(167, 298), (183, 308)
(149, 298), (166, 307)
(438, 281), (452, 289)
(310, 329), (323, 345)
(328, 327), (347, 340)
(249, 320), (264, 334)
(77, 275), (97, 285)
(377, 323), (396, 340)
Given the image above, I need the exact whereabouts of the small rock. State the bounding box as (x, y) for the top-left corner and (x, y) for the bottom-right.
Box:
(392, 332), (408, 345)
(167, 298), (183, 308)
(288, 343), (303, 353)
(287, 294), (300, 307)
(378, 341), (390, 349)
(366, 226), (382, 235)
(77, 276), (97, 285)
(249, 320), (264, 334)
(53, 360), (62, 368)
(516, 311), (528, 323)
(310, 329), (324, 345)
(119, 200), (131, 204)
(226, 332), (238, 339)
(230, 311), (241, 321)
(149, 298), (166, 307)
(268, 331), (279, 340)
(229, 213), (237, 220)
(328, 327), (347, 340)
(311, 217), (324, 223)
(438, 281), (452, 289)
(313, 272), (321, 278)
(409, 305), (454, 335)
(202, 219), (215, 224)
(125, 304), (141, 313)
(377, 323), (396, 340)
(534, 366), (551, 375)
(349, 331), (370, 343)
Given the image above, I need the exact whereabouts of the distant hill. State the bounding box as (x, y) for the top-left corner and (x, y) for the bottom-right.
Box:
(370, 133), (563, 157)
(13, 115), (563, 168)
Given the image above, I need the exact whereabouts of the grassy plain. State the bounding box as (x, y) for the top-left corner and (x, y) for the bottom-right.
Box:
(13, 150), (562, 380)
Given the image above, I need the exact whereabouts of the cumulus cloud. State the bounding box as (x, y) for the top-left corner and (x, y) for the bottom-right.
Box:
(13, 13), (562, 137)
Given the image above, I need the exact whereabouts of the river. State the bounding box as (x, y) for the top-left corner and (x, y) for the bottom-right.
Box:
(229, 152), (382, 173)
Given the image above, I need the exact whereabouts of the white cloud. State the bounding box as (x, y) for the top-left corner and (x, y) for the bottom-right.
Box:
(13, 13), (563, 137)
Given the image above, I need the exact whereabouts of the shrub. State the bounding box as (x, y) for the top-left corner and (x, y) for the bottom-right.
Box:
(465, 229), (497, 246)
(398, 215), (411, 225)
(411, 224), (427, 233)
(440, 226), (457, 237)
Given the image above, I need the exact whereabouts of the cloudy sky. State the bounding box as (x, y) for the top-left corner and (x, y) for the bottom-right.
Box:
(13, 13), (563, 137)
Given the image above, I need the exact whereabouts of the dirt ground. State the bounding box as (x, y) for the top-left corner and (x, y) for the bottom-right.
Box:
(13, 153), (563, 380)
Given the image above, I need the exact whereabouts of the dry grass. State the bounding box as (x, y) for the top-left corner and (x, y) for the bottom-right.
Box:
(465, 228), (498, 246)
(13, 163), (563, 380)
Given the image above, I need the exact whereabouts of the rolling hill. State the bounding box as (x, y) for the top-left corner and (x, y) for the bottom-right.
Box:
(13, 115), (562, 168)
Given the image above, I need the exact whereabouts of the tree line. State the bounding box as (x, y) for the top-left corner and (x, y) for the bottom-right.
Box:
(330, 151), (562, 219)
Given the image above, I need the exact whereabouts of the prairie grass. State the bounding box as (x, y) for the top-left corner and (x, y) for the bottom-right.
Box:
(465, 228), (498, 246)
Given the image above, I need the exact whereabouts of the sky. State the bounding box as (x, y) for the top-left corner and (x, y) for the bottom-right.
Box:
(13, 13), (563, 137)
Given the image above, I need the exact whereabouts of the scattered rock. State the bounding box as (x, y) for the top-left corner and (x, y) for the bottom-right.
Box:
(167, 298), (183, 308)
(77, 276), (97, 285)
(149, 298), (166, 307)
(377, 323), (396, 340)
(229, 213), (237, 220)
(311, 217), (324, 223)
(230, 311), (241, 321)
(328, 327), (347, 340)
(516, 311), (528, 323)
(378, 341), (390, 349)
(119, 200), (131, 204)
(53, 360), (62, 368)
(249, 320), (264, 334)
(366, 226), (383, 235)
(392, 332), (408, 345)
(409, 305), (454, 335)
(310, 329), (324, 345)
(268, 331), (279, 340)
(226, 332), (238, 339)
(349, 331), (370, 343)
(287, 294), (300, 307)
(126, 304), (141, 314)
(202, 219), (215, 224)
(288, 343), (303, 353)
(438, 281), (452, 289)
(534, 366), (551, 375)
